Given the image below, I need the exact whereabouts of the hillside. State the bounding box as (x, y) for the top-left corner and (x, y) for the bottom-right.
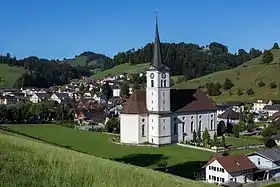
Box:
(175, 49), (280, 103)
(64, 51), (114, 72)
(0, 133), (212, 187)
(90, 63), (150, 79)
(0, 64), (25, 88)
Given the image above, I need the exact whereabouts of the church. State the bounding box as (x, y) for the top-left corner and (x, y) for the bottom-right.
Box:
(120, 17), (217, 145)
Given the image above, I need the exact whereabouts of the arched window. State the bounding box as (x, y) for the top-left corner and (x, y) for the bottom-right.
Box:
(174, 123), (178, 135)
(151, 80), (154, 87)
(211, 120), (213, 130)
(164, 80), (167, 87)
(191, 121), (194, 132)
(142, 125), (145, 137)
(161, 80), (163, 87)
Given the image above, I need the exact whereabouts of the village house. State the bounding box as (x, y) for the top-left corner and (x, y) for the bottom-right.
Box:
(247, 147), (280, 179)
(253, 100), (269, 113)
(120, 17), (217, 145)
(50, 93), (71, 104)
(112, 87), (121, 97)
(263, 104), (280, 117)
(203, 155), (258, 184)
(30, 93), (50, 103)
(74, 109), (108, 126)
(0, 95), (19, 105)
(217, 107), (240, 125)
(270, 112), (280, 122)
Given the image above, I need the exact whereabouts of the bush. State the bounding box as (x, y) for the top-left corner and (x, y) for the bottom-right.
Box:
(157, 160), (167, 168)
(258, 81), (265, 87)
(222, 151), (229, 156)
(246, 88), (254, 95)
(270, 81), (277, 89)
(176, 76), (185, 84)
(262, 50), (274, 64)
(223, 78), (234, 90)
(237, 88), (243, 96)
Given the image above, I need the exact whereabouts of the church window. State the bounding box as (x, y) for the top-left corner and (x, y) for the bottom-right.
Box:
(161, 80), (163, 87)
(142, 119), (145, 122)
(152, 92), (153, 96)
(191, 116), (194, 119)
(163, 92), (164, 96)
(151, 80), (154, 87)
(199, 121), (202, 129)
(182, 122), (185, 133)
(174, 123), (178, 135)
(199, 115), (201, 118)
(163, 126), (165, 131)
(152, 100), (153, 104)
(163, 100), (165, 104)
(142, 125), (145, 137)
(152, 119), (153, 122)
(191, 121), (194, 132)
(164, 80), (167, 87)
(211, 114), (213, 118)
(211, 120), (213, 130)
(183, 117), (185, 120)
(163, 119), (166, 123)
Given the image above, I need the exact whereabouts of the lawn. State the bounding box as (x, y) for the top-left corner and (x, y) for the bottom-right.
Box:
(3, 124), (264, 179)
(225, 136), (263, 147)
(0, 133), (213, 187)
(265, 183), (280, 187)
(175, 49), (280, 103)
(0, 64), (25, 88)
(90, 63), (150, 80)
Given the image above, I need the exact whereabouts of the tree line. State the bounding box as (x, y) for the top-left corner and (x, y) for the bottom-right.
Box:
(113, 42), (263, 81)
(0, 54), (91, 88)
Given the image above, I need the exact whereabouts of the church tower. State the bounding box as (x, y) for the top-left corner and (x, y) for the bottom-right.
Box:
(146, 15), (170, 113)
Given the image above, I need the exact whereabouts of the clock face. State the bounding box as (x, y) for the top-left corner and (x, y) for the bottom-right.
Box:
(150, 73), (154, 79)
(161, 73), (166, 78)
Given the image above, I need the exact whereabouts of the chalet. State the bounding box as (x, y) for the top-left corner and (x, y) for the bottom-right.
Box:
(253, 100), (268, 113)
(247, 147), (280, 179)
(263, 104), (280, 117)
(30, 93), (50, 103)
(50, 93), (71, 104)
(203, 155), (257, 184)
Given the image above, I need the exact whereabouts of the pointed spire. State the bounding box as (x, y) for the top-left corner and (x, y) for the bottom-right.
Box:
(152, 12), (163, 69)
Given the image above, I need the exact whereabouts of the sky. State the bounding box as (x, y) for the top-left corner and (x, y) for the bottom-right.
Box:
(0, 0), (279, 60)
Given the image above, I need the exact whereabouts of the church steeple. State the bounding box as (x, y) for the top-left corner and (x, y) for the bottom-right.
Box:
(152, 13), (164, 69)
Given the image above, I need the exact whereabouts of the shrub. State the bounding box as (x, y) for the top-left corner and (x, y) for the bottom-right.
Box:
(258, 81), (265, 87)
(262, 50), (274, 64)
(176, 76), (185, 84)
(222, 151), (229, 156)
(223, 78), (234, 90)
(157, 160), (167, 168)
(270, 81), (277, 89)
(237, 88), (243, 96)
(246, 88), (254, 95)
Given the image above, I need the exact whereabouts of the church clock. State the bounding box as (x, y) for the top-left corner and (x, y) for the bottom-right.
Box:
(161, 73), (166, 78)
(150, 73), (155, 79)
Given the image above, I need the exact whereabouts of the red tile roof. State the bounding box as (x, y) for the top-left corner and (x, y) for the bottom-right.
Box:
(121, 89), (216, 114)
(206, 155), (257, 173)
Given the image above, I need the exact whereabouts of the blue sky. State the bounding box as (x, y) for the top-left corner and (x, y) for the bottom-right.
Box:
(0, 0), (279, 59)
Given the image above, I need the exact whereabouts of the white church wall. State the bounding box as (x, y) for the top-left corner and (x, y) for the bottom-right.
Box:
(138, 115), (149, 143)
(120, 114), (139, 144)
(148, 114), (160, 144)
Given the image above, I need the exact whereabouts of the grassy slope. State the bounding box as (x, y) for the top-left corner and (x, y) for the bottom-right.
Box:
(0, 64), (25, 88)
(64, 56), (88, 66)
(0, 133), (213, 187)
(176, 49), (280, 103)
(5, 124), (263, 179)
(90, 63), (150, 80)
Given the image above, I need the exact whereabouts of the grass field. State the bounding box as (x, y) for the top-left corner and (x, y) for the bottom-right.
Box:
(90, 63), (150, 80)
(175, 49), (280, 103)
(265, 183), (280, 187)
(0, 133), (214, 187)
(4, 124), (264, 179)
(0, 64), (25, 88)
(225, 136), (263, 147)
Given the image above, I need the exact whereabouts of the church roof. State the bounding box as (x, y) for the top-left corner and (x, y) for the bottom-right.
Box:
(151, 14), (169, 71)
(121, 89), (217, 114)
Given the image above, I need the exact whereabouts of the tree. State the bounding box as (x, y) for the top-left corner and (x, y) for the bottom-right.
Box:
(120, 83), (130, 98)
(272, 42), (279, 49)
(217, 121), (226, 136)
(222, 78), (234, 90)
(265, 138), (277, 148)
(270, 81), (277, 89)
(202, 128), (211, 147)
(213, 132), (218, 146)
(101, 82), (113, 102)
(262, 50), (274, 64)
(105, 118), (120, 133)
(237, 88), (243, 96)
(192, 130), (197, 142)
(232, 125), (240, 138)
(221, 135), (226, 147)
(246, 88), (254, 95)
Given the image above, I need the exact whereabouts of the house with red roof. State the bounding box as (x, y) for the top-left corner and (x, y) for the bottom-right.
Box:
(203, 155), (258, 184)
(120, 16), (217, 145)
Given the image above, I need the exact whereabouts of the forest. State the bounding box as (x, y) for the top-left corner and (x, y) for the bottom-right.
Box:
(113, 42), (263, 80)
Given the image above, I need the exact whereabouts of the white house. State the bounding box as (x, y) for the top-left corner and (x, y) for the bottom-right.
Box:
(30, 93), (50, 103)
(113, 88), (121, 97)
(120, 17), (217, 145)
(263, 104), (280, 117)
(247, 147), (280, 179)
(253, 100), (268, 113)
(50, 93), (71, 104)
(204, 155), (257, 184)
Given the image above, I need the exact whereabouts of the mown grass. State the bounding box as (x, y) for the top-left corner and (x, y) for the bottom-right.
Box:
(175, 49), (280, 103)
(265, 183), (280, 187)
(4, 124), (264, 179)
(0, 64), (25, 88)
(225, 136), (263, 147)
(0, 133), (214, 187)
(90, 63), (150, 80)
